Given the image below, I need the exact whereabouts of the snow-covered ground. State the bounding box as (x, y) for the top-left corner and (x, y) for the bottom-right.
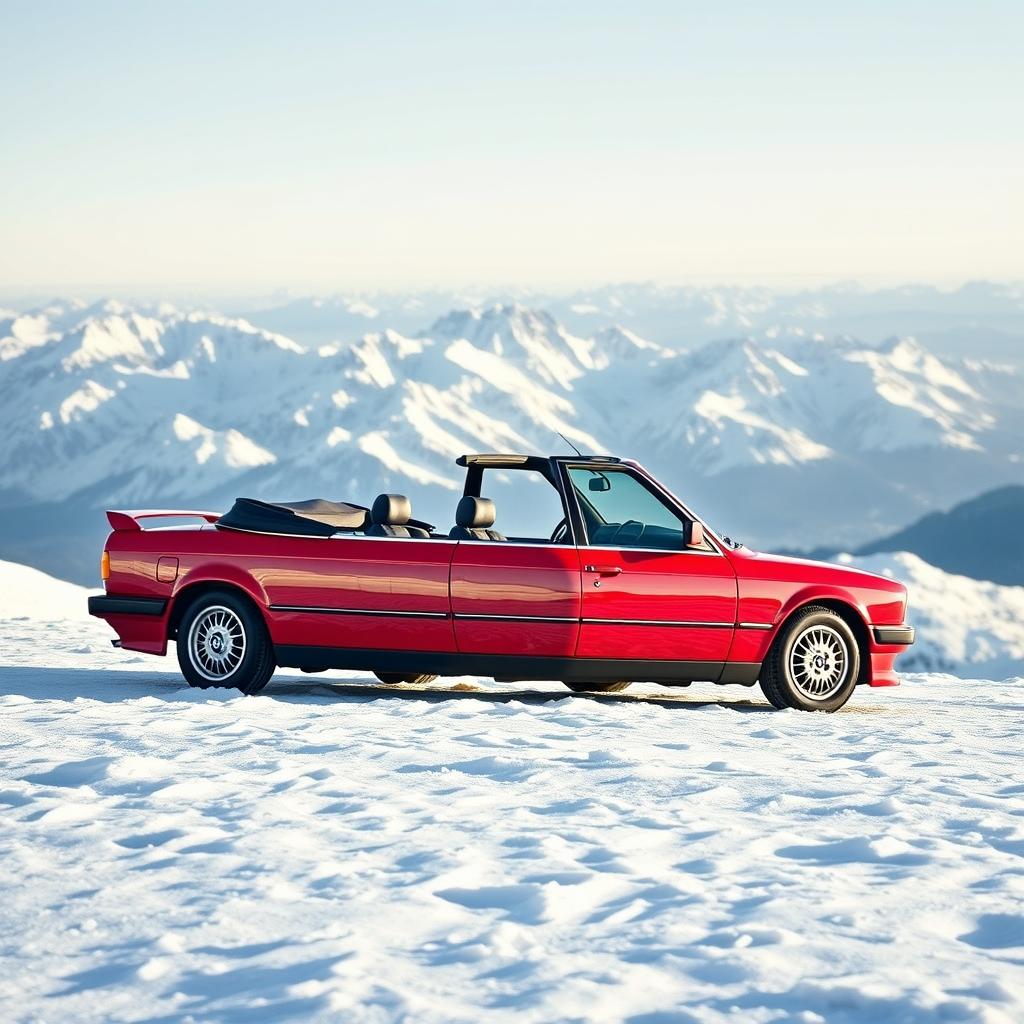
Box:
(2, 564), (1023, 1023)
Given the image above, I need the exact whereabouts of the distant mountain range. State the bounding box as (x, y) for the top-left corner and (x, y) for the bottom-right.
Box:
(840, 552), (1024, 678)
(823, 486), (1024, 586)
(237, 280), (1024, 362)
(1, 289), (1022, 585)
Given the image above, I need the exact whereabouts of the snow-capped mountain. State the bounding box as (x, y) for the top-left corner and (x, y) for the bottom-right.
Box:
(622, 333), (1008, 475)
(2, 302), (302, 501)
(243, 282), (1024, 363)
(545, 280), (1024, 362)
(854, 485), (1024, 586)
(217, 281), (1024, 373)
(0, 296), (1021, 582)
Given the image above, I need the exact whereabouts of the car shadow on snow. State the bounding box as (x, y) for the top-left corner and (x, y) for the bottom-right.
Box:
(0, 665), (890, 713)
(275, 678), (781, 712)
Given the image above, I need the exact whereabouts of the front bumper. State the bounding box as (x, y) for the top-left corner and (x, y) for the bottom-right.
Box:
(871, 625), (916, 646)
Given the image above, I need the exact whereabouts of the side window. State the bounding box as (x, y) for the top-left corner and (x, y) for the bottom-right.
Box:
(478, 469), (568, 542)
(567, 468), (690, 550)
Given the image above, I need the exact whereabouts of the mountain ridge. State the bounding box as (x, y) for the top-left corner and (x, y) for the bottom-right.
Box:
(1, 295), (1022, 583)
(855, 485), (1024, 586)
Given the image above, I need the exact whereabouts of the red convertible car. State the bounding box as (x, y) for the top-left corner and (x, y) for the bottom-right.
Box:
(88, 453), (915, 712)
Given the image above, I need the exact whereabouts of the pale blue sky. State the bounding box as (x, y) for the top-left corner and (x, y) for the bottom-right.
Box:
(2, 1), (1021, 294)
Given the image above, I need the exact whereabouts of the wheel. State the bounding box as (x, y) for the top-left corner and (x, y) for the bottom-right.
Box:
(177, 589), (275, 695)
(374, 672), (439, 685)
(562, 681), (631, 693)
(759, 605), (860, 712)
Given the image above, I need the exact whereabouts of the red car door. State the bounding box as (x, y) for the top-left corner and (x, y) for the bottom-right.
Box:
(450, 541), (582, 657)
(447, 458), (583, 658)
(564, 465), (737, 670)
(262, 535), (457, 653)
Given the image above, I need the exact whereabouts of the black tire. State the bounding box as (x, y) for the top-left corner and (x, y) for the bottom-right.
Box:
(759, 605), (860, 713)
(176, 589), (275, 695)
(374, 672), (439, 685)
(562, 681), (631, 693)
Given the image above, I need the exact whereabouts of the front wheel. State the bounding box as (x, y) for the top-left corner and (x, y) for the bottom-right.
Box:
(759, 606), (860, 712)
(177, 590), (275, 695)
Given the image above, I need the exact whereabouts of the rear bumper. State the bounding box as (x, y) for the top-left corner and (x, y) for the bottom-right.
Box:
(88, 594), (169, 656)
(88, 595), (167, 617)
(871, 624), (915, 646)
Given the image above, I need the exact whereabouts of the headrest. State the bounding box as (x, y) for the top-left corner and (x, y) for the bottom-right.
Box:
(371, 493), (412, 526)
(456, 495), (496, 529)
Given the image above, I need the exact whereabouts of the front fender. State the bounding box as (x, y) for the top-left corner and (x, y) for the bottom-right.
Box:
(729, 583), (873, 667)
(771, 584), (873, 634)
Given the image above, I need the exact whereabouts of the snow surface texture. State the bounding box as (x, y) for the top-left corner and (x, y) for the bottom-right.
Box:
(1, 563), (1023, 1022)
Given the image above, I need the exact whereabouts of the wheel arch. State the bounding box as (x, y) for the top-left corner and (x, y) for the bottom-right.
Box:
(772, 595), (872, 687)
(168, 568), (270, 641)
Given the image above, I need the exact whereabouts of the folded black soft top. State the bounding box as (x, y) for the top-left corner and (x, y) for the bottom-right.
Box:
(217, 497), (370, 537)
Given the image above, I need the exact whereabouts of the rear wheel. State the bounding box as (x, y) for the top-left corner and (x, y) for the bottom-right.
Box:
(177, 590), (275, 695)
(563, 680), (631, 693)
(374, 672), (439, 685)
(759, 605), (859, 712)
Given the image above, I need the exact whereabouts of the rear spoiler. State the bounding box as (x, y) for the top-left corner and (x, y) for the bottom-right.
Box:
(106, 509), (221, 532)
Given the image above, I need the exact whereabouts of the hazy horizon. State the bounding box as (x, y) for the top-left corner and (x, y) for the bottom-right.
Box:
(3, 276), (1023, 313)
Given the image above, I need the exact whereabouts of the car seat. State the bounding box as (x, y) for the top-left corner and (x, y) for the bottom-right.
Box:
(367, 494), (431, 538)
(448, 496), (506, 541)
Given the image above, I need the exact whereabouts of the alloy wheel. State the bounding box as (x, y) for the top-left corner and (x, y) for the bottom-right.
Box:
(187, 605), (247, 682)
(788, 623), (849, 700)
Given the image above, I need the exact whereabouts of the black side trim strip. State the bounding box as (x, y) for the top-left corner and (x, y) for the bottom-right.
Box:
(456, 612), (578, 624)
(581, 618), (734, 629)
(269, 607), (743, 629)
(274, 645), (761, 685)
(872, 625), (916, 646)
(270, 605), (449, 620)
(88, 595), (167, 617)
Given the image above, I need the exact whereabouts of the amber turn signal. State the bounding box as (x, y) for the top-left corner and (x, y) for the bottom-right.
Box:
(101, 550), (110, 582)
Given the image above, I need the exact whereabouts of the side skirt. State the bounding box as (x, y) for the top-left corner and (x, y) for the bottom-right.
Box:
(274, 645), (761, 686)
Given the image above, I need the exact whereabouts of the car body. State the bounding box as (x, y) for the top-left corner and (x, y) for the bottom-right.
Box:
(88, 453), (915, 711)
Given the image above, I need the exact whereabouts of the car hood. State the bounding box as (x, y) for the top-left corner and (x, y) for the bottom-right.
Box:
(726, 545), (906, 592)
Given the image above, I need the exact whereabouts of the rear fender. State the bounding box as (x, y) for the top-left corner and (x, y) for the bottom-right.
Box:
(170, 563), (272, 636)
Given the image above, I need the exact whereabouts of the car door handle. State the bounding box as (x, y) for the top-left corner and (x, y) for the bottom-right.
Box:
(584, 564), (622, 576)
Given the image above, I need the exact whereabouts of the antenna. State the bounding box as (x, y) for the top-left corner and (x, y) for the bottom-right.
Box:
(557, 432), (584, 457)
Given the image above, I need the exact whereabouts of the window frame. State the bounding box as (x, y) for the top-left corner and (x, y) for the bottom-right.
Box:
(462, 462), (580, 547)
(558, 462), (721, 555)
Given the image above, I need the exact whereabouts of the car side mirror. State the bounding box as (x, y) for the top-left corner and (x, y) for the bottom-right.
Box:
(686, 521), (705, 548)
(588, 476), (611, 492)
